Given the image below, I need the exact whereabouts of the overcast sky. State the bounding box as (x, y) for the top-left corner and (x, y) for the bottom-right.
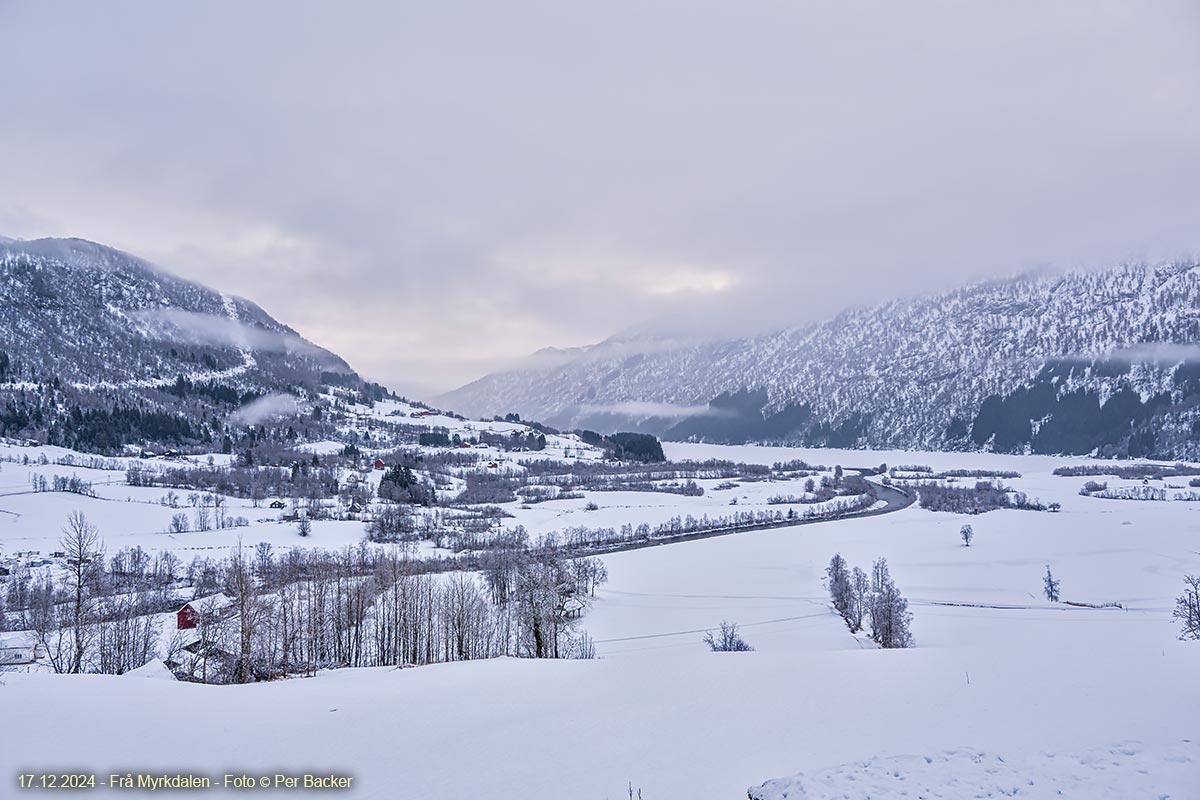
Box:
(2, 2), (1199, 397)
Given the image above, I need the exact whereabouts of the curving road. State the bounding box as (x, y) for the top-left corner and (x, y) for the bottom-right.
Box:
(577, 473), (916, 558)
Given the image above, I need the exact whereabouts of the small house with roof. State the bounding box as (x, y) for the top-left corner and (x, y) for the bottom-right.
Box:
(0, 630), (39, 665)
(176, 593), (235, 630)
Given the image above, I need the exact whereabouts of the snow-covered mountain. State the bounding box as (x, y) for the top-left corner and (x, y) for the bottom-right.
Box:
(0, 236), (379, 451)
(445, 262), (1200, 459)
(0, 237), (351, 388)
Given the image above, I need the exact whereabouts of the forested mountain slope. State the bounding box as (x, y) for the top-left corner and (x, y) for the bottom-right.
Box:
(0, 237), (350, 388)
(446, 262), (1200, 459)
(0, 237), (380, 452)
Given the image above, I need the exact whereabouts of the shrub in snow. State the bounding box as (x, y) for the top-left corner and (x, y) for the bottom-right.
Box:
(889, 464), (932, 476)
(829, 555), (909, 642)
(849, 567), (870, 633)
(1173, 574), (1200, 640)
(563, 631), (597, 659)
(917, 481), (1044, 513)
(868, 558), (913, 649)
(704, 620), (753, 652)
(960, 524), (974, 546)
(454, 472), (518, 504)
(1043, 565), (1060, 602)
(1088, 485), (1167, 501)
(365, 505), (417, 543)
(826, 554), (852, 623)
(940, 469), (1021, 479)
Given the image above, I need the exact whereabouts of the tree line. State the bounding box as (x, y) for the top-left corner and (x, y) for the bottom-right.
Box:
(1, 512), (607, 682)
(915, 481), (1047, 514)
(826, 553), (913, 649)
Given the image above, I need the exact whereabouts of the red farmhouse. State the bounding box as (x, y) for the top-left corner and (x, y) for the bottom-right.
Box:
(176, 593), (234, 630)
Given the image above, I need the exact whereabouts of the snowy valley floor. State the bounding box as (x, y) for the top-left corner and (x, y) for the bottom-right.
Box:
(4, 443), (1200, 798)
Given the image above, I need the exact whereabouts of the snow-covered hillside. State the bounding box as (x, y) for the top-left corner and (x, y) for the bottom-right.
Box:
(446, 261), (1200, 459)
(0, 237), (350, 389)
(2, 442), (1197, 798)
(0, 236), (393, 456)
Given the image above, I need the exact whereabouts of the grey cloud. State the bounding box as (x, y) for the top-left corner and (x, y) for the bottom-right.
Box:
(579, 402), (735, 419)
(229, 394), (301, 426)
(1105, 343), (1200, 363)
(129, 308), (322, 356)
(2, 1), (1199, 395)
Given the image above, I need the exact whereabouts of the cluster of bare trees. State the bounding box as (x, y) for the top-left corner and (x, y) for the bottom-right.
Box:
(1083, 483), (1168, 501)
(546, 458), (766, 481)
(1077, 480), (1200, 503)
(3, 513), (606, 683)
(174, 543), (604, 682)
(473, 429), (547, 452)
(768, 474), (863, 505)
(366, 486), (875, 556)
(162, 492), (251, 533)
(5, 513), (171, 674)
(28, 473), (95, 496)
(916, 481), (1045, 514)
(516, 486), (585, 504)
(703, 620), (753, 652)
(826, 553), (913, 648)
(366, 505), (515, 547)
(0, 450), (128, 471)
(538, 496), (875, 551)
(587, 479), (705, 496)
(1173, 574), (1200, 640)
(1053, 464), (1200, 480)
(455, 472), (520, 504)
(890, 465), (1021, 480)
(128, 460), (340, 509)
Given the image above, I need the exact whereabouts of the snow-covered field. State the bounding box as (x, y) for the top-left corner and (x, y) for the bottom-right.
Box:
(0, 435), (849, 561)
(0, 444), (374, 559)
(0, 395), (616, 560)
(332, 394), (606, 464)
(750, 741), (1200, 799)
(3, 442), (1198, 798)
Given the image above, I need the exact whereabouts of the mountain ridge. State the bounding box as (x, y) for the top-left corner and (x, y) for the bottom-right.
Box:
(0, 235), (385, 453)
(443, 261), (1200, 459)
(0, 236), (353, 389)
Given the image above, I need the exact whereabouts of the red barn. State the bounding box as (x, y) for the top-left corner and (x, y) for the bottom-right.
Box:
(374, 458), (386, 470)
(176, 605), (200, 630)
(176, 593), (234, 630)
